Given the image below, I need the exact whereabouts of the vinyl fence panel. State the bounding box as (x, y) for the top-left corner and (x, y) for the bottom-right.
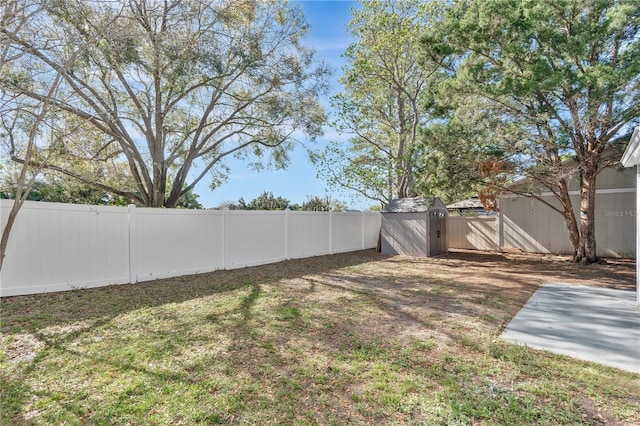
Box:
(363, 212), (382, 248)
(0, 201), (382, 297)
(500, 197), (563, 254)
(225, 211), (287, 269)
(448, 216), (498, 251)
(448, 187), (635, 257)
(595, 192), (636, 257)
(332, 212), (365, 253)
(0, 201), (130, 296)
(500, 192), (636, 257)
(288, 211), (331, 259)
(132, 208), (224, 282)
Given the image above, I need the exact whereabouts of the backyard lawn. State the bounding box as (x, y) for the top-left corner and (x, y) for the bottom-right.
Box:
(1, 249), (639, 425)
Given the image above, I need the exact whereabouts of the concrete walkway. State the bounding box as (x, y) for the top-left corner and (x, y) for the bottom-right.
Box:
(501, 282), (640, 374)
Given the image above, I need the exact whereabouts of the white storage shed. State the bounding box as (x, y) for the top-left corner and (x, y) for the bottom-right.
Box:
(381, 197), (448, 257)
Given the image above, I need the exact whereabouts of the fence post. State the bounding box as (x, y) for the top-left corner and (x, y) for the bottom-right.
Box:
(223, 207), (229, 269)
(128, 204), (137, 283)
(361, 211), (366, 249)
(496, 212), (503, 251)
(329, 210), (334, 255)
(284, 208), (290, 260)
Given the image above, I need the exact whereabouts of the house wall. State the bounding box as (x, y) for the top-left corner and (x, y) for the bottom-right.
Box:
(498, 166), (636, 257)
(446, 167), (635, 257)
(620, 125), (640, 308)
(0, 201), (382, 297)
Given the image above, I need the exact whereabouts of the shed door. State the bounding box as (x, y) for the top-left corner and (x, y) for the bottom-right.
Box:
(429, 210), (446, 256)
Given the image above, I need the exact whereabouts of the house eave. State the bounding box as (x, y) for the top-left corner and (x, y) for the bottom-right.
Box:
(621, 126), (640, 167)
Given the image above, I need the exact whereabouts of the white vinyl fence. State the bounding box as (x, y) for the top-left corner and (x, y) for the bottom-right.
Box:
(448, 203), (635, 258)
(448, 216), (499, 251)
(0, 200), (381, 297)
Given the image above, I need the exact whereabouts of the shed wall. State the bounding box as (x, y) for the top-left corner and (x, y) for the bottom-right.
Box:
(381, 212), (428, 257)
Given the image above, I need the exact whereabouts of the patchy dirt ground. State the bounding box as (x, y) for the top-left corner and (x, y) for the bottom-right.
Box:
(1, 249), (638, 425)
(274, 249), (636, 358)
(416, 248), (636, 306)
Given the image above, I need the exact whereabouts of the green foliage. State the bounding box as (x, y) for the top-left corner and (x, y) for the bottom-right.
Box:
(415, 124), (488, 204)
(315, 0), (443, 205)
(174, 187), (203, 210)
(422, 0), (640, 170)
(0, 179), (121, 205)
(301, 195), (346, 212)
(0, 170), (202, 208)
(1, 0), (329, 208)
(235, 193), (347, 211)
(239, 191), (291, 210)
(420, 0), (640, 260)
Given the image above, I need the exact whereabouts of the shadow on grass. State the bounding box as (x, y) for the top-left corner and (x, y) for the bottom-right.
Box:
(0, 250), (383, 336)
(2, 248), (638, 425)
(3, 248), (633, 352)
(1, 253), (372, 424)
(4, 248), (634, 337)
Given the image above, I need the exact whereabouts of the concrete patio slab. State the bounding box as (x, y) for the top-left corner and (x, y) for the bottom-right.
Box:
(501, 282), (640, 374)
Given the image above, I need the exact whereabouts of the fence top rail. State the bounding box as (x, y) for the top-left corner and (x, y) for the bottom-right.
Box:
(0, 200), (383, 217)
(0, 199), (130, 213)
(449, 215), (497, 220)
(134, 207), (221, 216)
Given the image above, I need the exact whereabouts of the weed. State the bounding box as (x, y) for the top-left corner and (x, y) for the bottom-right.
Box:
(460, 335), (480, 351)
(276, 305), (301, 321)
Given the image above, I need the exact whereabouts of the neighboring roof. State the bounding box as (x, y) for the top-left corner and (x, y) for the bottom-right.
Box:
(621, 126), (640, 167)
(383, 197), (445, 213)
(446, 196), (484, 210)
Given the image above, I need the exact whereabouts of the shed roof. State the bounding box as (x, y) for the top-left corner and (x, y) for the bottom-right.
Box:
(446, 196), (484, 210)
(383, 197), (445, 213)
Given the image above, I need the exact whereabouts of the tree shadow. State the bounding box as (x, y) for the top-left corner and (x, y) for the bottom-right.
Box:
(2, 248), (636, 424)
(0, 250), (381, 336)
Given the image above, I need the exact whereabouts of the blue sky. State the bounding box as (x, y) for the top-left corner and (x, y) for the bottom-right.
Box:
(193, 1), (369, 210)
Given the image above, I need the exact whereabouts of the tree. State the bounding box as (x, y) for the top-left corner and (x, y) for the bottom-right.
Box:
(314, 0), (442, 206)
(239, 191), (291, 210)
(0, 84), (64, 271)
(414, 120), (499, 205)
(0, 172), (122, 205)
(174, 187), (202, 210)
(1, 0), (328, 208)
(301, 195), (346, 211)
(422, 0), (640, 263)
(0, 0), (87, 270)
(0, 173), (205, 208)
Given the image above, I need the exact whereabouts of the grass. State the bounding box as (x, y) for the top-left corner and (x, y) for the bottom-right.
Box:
(1, 250), (639, 425)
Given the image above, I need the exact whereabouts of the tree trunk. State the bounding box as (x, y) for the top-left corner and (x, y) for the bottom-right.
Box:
(395, 87), (410, 199)
(575, 167), (598, 264)
(0, 200), (22, 272)
(397, 173), (409, 199)
(557, 178), (580, 256)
